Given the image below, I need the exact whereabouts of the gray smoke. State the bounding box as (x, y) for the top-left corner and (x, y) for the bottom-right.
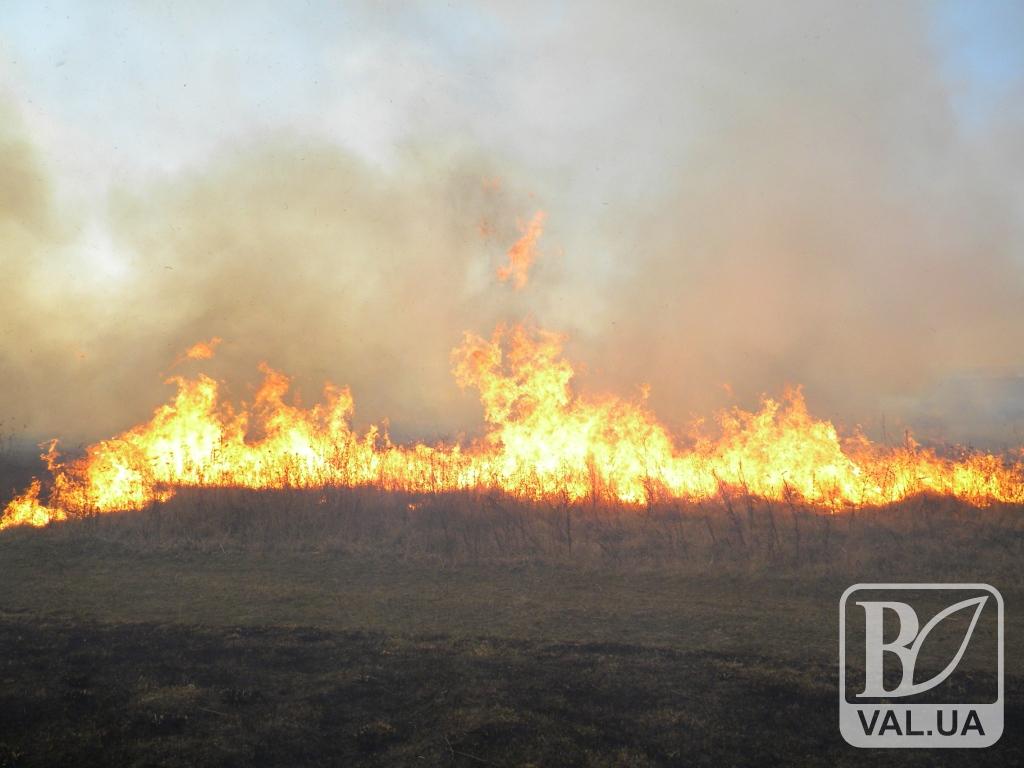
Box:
(1, 1), (1023, 449)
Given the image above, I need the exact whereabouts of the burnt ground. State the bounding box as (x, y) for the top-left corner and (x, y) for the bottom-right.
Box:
(0, 512), (1022, 767)
(0, 616), (1019, 768)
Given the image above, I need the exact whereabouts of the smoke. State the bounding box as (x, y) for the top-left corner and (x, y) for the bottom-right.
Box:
(1, 133), (546, 444)
(571, 2), (1024, 443)
(0, 101), (82, 443)
(2, 1), (1023, 448)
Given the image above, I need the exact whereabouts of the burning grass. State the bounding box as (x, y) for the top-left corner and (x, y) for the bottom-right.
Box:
(4, 323), (1024, 533)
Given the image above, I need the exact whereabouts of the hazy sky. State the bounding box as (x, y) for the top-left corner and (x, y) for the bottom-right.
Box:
(1, 1), (1023, 448)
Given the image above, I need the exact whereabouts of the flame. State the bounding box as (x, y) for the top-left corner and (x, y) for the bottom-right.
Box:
(3, 323), (1023, 530)
(166, 336), (223, 372)
(0, 480), (67, 530)
(497, 211), (545, 290)
(185, 337), (222, 360)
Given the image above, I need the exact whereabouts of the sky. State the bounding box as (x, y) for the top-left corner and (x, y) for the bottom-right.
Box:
(1, 1), (1023, 449)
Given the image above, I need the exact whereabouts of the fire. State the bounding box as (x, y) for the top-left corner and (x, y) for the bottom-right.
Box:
(497, 211), (545, 289)
(1, 480), (67, 529)
(169, 336), (223, 369)
(2, 324), (1023, 530)
(185, 337), (222, 360)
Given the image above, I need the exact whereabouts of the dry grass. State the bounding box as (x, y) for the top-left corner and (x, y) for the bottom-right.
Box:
(3, 480), (1022, 582)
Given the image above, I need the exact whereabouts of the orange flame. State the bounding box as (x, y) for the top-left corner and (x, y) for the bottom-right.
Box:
(186, 335), (222, 360)
(2, 323), (1022, 530)
(185, 337), (222, 360)
(497, 211), (545, 290)
(167, 337), (223, 371)
(1, 480), (67, 529)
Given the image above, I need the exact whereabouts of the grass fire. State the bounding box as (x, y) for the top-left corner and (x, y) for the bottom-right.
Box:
(3, 318), (1024, 533)
(3, 2), (1024, 766)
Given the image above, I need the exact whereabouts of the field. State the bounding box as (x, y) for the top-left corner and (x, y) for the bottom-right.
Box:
(1, 479), (1022, 766)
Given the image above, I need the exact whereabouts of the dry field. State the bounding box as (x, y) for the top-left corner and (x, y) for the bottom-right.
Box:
(1, 471), (1022, 766)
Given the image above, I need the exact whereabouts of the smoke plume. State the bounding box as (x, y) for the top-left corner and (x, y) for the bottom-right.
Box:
(1, 1), (1023, 450)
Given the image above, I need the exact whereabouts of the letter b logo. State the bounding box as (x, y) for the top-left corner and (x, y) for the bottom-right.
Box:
(857, 596), (988, 697)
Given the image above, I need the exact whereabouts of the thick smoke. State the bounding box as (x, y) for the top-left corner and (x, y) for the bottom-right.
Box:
(567, 2), (1024, 445)
(1, 133), (543, 444)
(1, 1), (1023, 450)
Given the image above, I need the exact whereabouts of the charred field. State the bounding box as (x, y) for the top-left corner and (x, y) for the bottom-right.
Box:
(2, 473), (1023, 767)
